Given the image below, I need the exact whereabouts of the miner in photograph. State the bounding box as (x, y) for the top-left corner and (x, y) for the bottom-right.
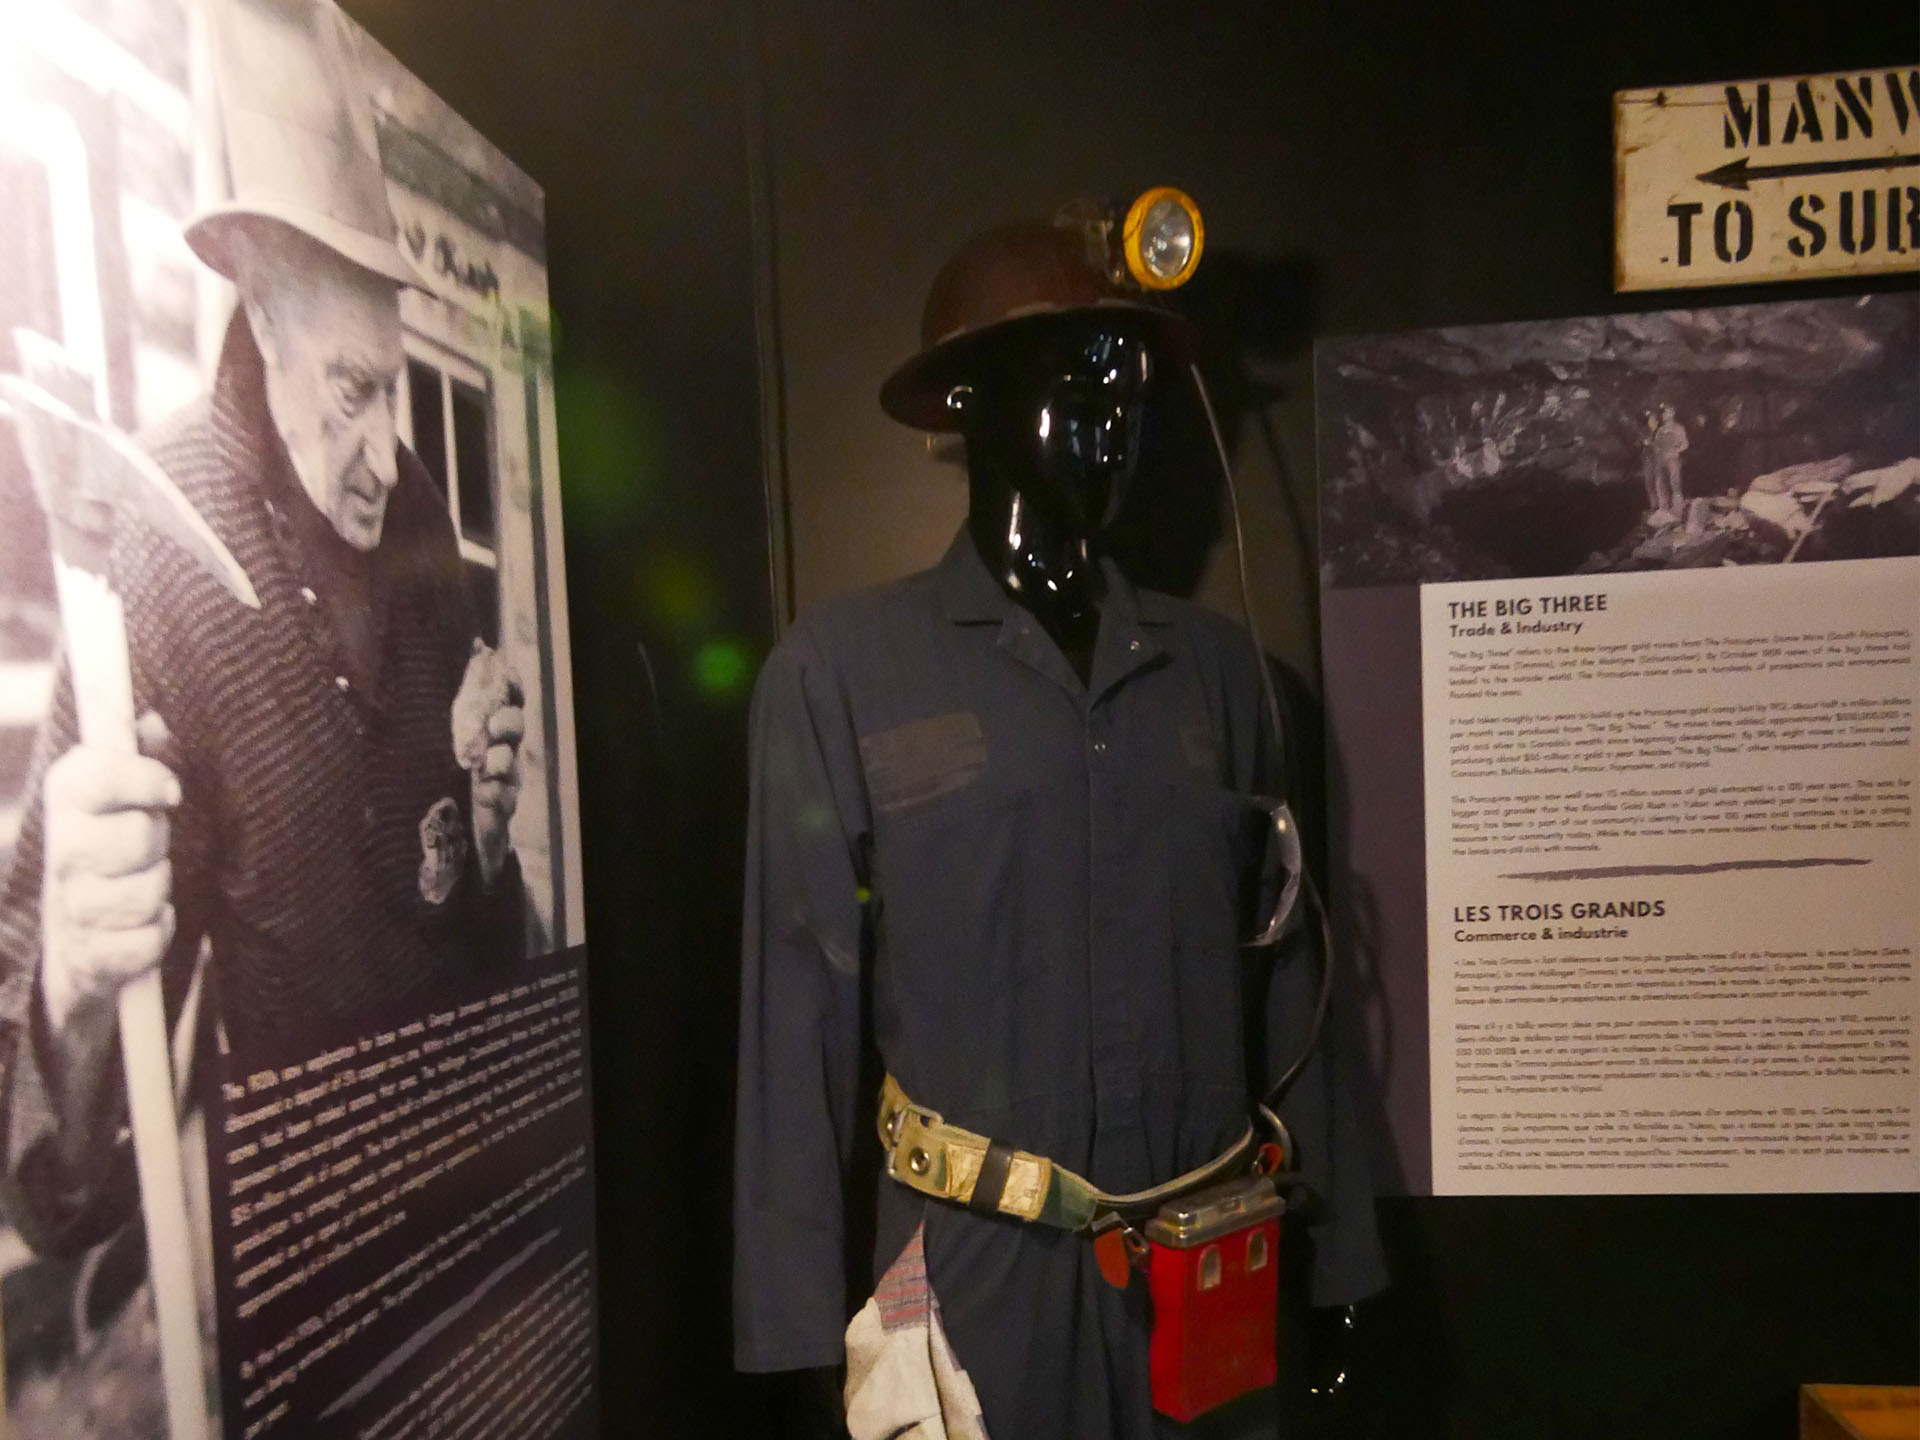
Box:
(0, 0), (527, 1268)
(1648, 402), (1690, 518)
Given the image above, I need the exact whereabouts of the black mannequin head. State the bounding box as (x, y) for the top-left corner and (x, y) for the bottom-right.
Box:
(951, 311), (1158, 640)
(878, 216), (1196, 667)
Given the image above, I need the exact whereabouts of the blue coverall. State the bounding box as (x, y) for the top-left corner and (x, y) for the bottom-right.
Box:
(735, 529), (1386, 1438)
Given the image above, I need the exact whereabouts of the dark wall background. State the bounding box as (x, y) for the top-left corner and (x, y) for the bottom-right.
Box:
(338, 1), (1915, 1437)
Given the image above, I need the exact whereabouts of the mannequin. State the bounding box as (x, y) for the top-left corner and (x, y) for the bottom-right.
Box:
(764, 312), (1164, 1440)
(734, 217), (1387, 1440)
(955, 312), (1155, 682)
(950, 306), (1374, 1430)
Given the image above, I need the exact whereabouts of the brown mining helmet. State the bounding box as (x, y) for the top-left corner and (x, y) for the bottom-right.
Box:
(879, 189), (1205, 433)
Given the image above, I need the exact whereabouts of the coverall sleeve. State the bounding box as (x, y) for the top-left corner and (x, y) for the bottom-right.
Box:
(1257, 664), (1390, 1307)
(733, 627), (871, 1371)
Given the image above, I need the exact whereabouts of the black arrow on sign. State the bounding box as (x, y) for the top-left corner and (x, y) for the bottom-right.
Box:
(1696, 152), (1920, 190)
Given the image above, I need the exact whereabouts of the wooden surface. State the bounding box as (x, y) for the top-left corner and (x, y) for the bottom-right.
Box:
(1614, 68), (1920, 292)
(1803, 1385), (1920, 1440)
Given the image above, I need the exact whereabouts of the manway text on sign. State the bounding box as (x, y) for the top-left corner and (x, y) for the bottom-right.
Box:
(1615, 67), (1919, 290)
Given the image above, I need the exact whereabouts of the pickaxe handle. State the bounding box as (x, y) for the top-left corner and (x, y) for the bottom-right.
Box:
(52, 558), (212, 1440)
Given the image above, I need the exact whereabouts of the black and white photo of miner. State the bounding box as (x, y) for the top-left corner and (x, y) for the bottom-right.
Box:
(0, 0), (535, 1430)
(1317, 295), (1919, 586)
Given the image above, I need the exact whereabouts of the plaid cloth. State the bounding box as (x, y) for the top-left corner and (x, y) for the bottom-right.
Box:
(844, 1224), (989, 1440)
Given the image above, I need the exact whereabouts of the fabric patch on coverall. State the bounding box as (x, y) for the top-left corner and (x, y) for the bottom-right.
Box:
(858, 713), (989, 813)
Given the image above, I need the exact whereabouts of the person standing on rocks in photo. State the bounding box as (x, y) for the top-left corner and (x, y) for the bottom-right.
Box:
(1649, 403), (1690, 520)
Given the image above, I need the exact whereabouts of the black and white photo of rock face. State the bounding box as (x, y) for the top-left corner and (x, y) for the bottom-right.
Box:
(1316, 294), (1920, 588)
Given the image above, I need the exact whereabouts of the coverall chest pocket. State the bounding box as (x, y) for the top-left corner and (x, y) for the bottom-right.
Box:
(868, 776), (1072, 1003)
(1162, 782), (1264, 957)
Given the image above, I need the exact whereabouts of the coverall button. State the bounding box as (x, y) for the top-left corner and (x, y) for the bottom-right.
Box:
(907, 1147), (930, 1175)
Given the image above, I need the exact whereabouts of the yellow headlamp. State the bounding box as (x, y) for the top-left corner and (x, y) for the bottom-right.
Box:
(1054, 188), (1207, 295)
(1121, 187), (1204, 291)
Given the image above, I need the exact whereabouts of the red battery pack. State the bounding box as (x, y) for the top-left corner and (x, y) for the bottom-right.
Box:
(1143, 1176), (1284, 1422)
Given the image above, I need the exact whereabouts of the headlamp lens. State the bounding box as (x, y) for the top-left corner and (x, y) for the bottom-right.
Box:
(1121, 187), (1204, 290)
(1138, 199), (1194, 280)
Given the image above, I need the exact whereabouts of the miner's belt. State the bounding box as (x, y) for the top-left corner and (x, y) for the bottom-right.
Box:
(877, 1074), (1257, 1234)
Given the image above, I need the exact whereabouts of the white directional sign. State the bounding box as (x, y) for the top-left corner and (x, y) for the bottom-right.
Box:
(1615, 67), (1920, 291)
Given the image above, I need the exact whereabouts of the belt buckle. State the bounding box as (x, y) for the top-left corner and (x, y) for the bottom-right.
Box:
(884, 1099), (940, 1149)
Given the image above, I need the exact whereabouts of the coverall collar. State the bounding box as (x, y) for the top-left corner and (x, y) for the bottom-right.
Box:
(934, 526), (1170, 700)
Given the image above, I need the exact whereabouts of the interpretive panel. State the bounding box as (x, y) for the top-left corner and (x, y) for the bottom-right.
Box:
(211, 950), (592, 1437)
(0, 0), (592, 1434)
(1422, 561), (1915, 1193)
(1317, 293), (1918, 1195)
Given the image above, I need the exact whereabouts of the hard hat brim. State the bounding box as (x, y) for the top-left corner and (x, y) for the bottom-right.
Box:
(186, 202), (427, 290)
(879, 298), (1199, 433)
